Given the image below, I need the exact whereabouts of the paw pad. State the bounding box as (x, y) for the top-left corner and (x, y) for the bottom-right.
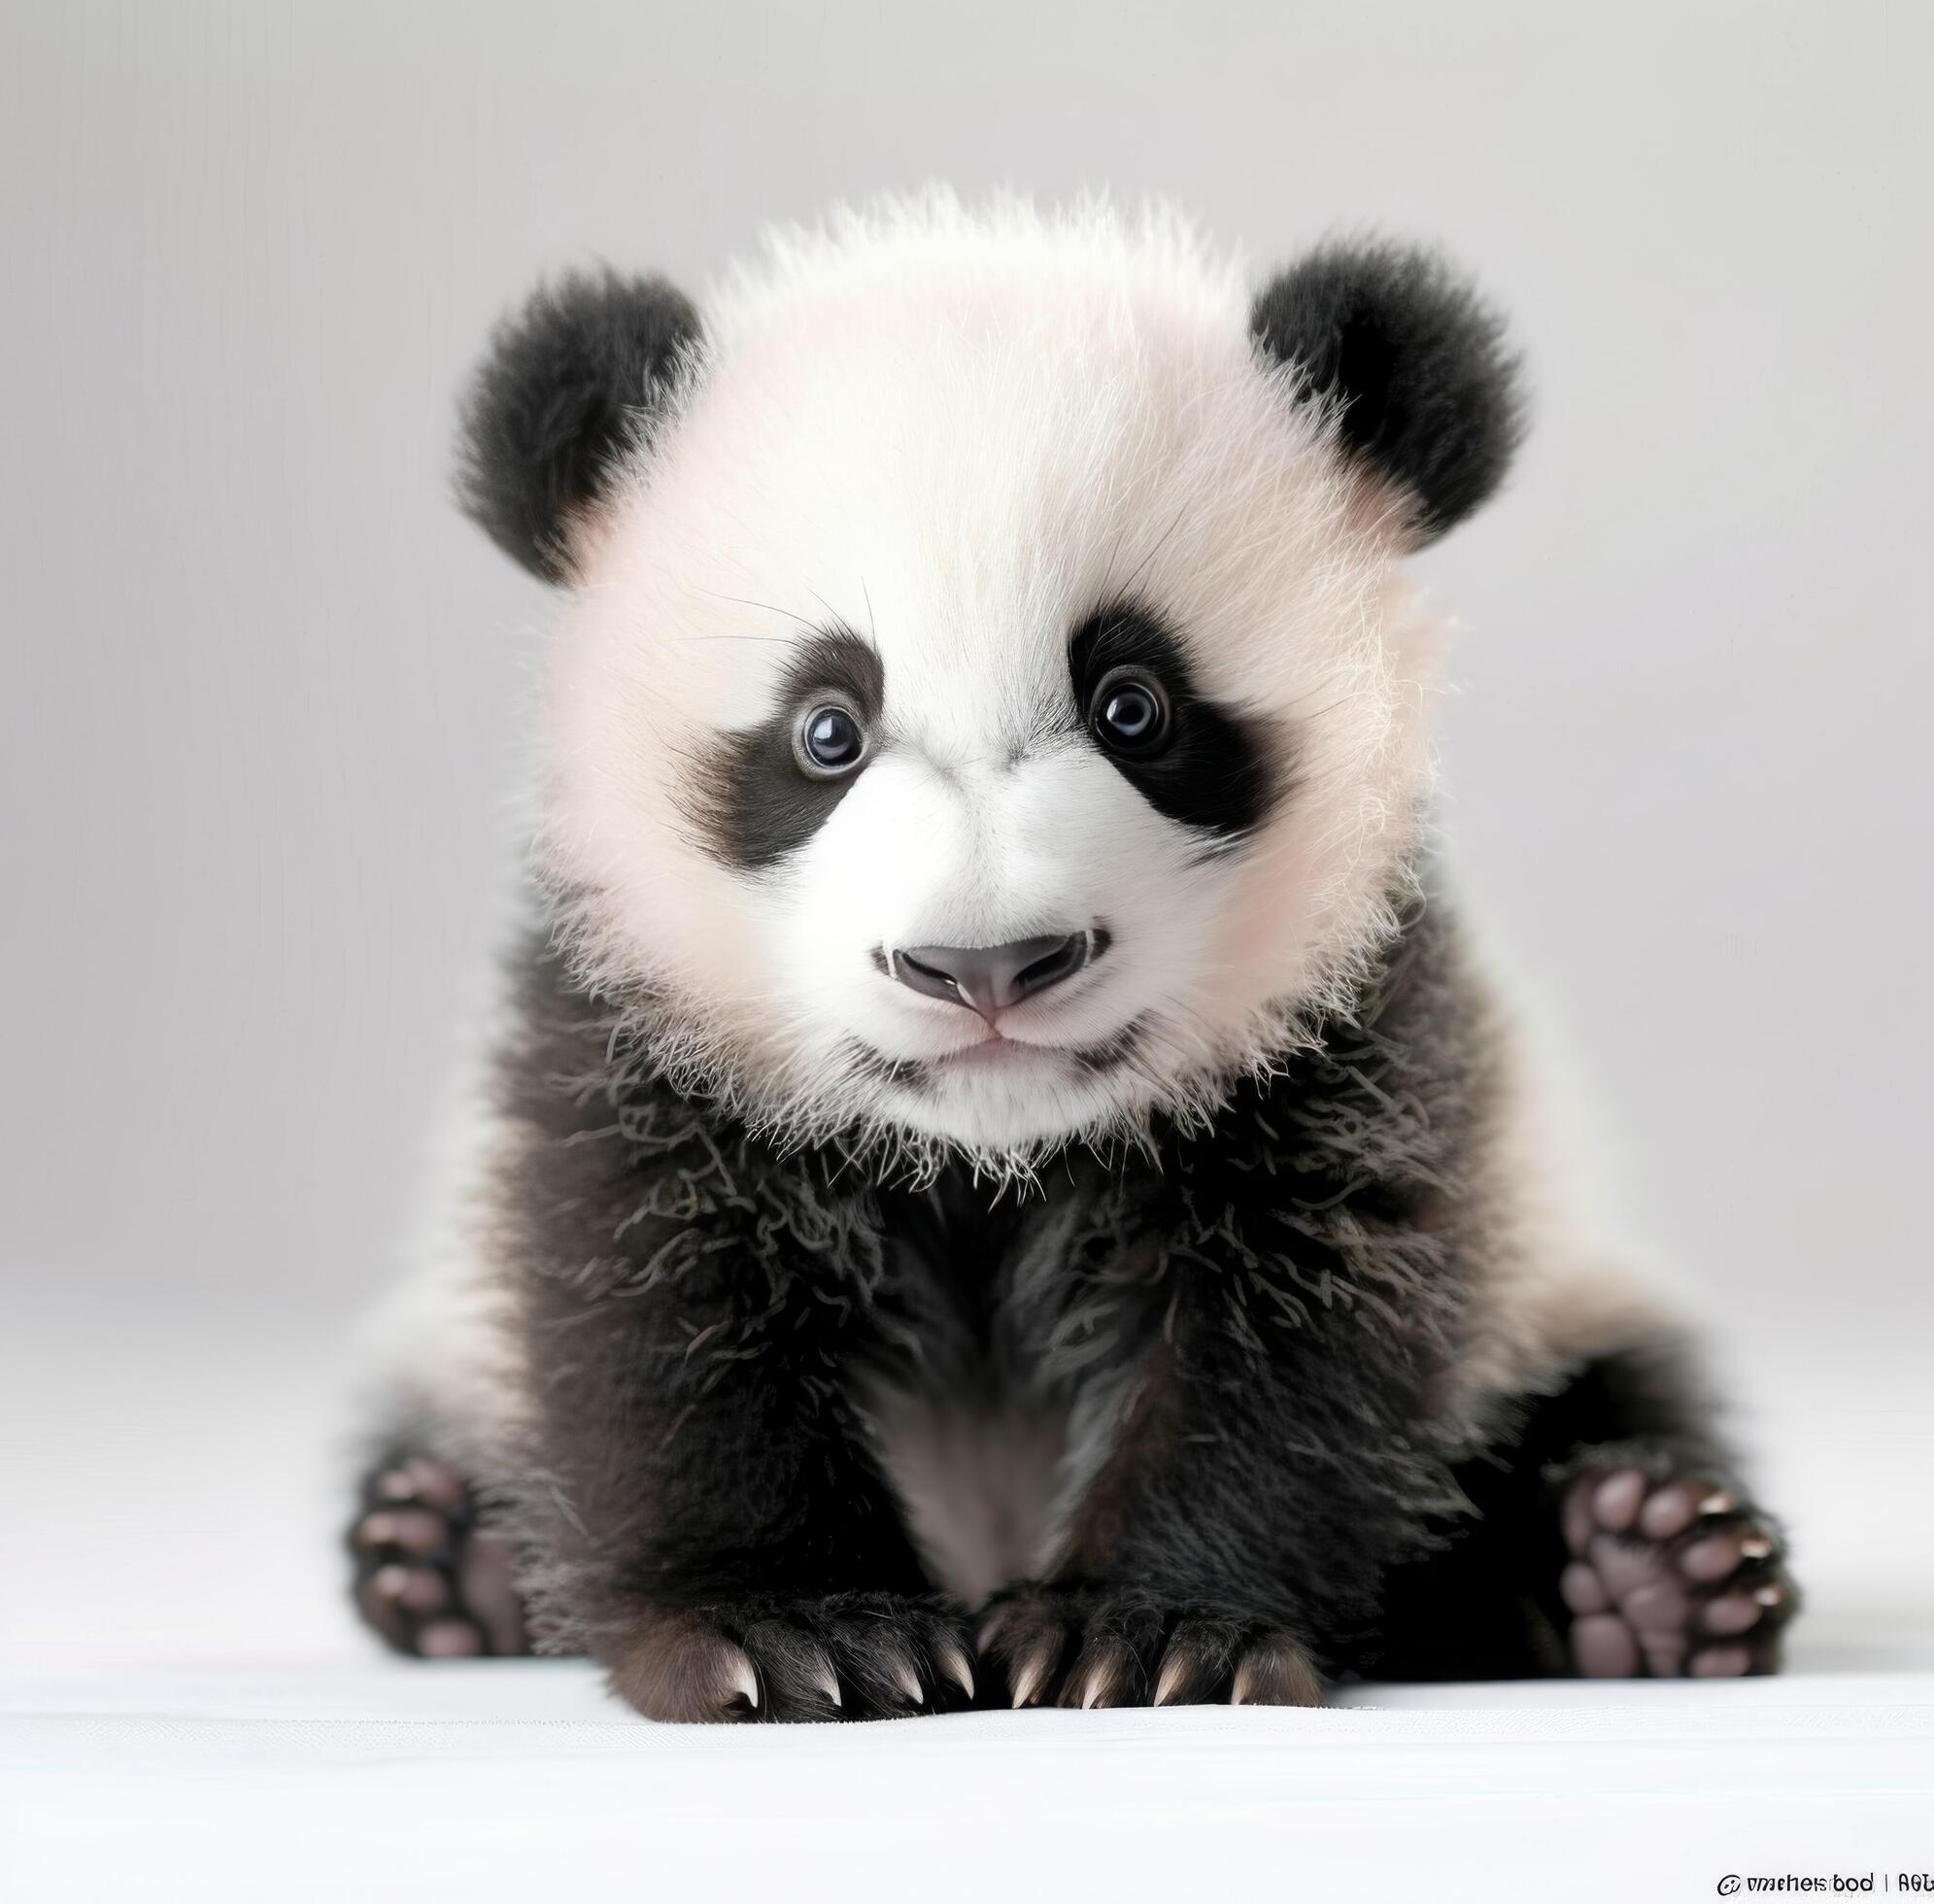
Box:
(1560, 1465), (1795, 1679)
(349, 1452), (528, 1658)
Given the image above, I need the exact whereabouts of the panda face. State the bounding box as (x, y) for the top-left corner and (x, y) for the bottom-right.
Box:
(524, 203), (1485, 1171)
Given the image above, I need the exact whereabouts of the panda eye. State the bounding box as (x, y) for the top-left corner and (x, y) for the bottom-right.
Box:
(796, 702), (867, 778)
(1089, 666), (1172, 759)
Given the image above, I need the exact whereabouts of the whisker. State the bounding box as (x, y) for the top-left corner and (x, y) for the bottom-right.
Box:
(671, 632), (795, 644)
(695, 588), (823, 633)
(1113, 493), (1196, 602)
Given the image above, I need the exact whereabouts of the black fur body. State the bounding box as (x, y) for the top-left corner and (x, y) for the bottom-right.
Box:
(354, 878), (1787, 1712)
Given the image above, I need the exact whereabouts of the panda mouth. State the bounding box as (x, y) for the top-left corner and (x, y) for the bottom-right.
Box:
(946, 1015), (1149, 1075)
(849, 1018), (1146, 1090)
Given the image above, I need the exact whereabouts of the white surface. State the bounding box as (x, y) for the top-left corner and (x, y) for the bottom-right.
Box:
(7, 1648), (1933, 1902)
(4, 1290), (1932, 1903)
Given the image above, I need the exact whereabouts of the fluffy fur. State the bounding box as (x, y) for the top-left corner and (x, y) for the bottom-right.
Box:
(351, 194), (1793, 1715)
(538, 197), (1443, 1178)
(1251, 239), (1525, 543)
(457, 267), (698, 582)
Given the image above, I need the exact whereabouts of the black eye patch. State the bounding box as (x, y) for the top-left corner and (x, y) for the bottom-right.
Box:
(1068, 602), (1280, 841)
(686, 629), (885, 871)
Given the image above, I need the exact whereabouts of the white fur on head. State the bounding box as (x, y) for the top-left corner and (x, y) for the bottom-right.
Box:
(539, 191), (1446, 1176)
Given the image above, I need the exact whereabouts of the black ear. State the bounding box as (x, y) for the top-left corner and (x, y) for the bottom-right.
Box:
(1250, 242), (1524, 544)
(456, 268), (700, 582)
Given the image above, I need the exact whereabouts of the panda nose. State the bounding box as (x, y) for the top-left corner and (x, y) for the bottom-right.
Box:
(891, 933), (1094, 1016)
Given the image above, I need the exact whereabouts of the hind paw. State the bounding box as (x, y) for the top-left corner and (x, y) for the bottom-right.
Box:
(1560, 1461), (1796, 1678)
(349, 1452), (529, 1658)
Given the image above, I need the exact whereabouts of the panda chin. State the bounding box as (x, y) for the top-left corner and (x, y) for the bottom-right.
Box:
(861, 1037), (1141, 1159)
(902, 1077), (1103, 1156)
(933, 1035), (1067, 1073)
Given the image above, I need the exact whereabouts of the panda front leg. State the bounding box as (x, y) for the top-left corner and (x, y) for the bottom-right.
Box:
(508, 1238), (977, 1723)
(977, 1255), (1435, 1710)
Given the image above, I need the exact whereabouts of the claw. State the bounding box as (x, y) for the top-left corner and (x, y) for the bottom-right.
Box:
(1009, 1645), (1054, 1709)
(1152, 1653), (1189, 1708)
(727, 1648), (760, 1710)
(1230, 1640), (1322, 1708)
(933, 1639), (975, 1702)
(1071, 1659), (1119, 1710)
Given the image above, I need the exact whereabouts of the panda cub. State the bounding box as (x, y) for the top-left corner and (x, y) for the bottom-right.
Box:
(350, 196), (1795, 1717)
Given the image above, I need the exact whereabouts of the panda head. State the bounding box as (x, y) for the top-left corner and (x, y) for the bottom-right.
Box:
(460, 197), (1522, 1174)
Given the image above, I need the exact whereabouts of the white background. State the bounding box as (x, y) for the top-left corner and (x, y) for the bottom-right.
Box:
(3, 4), (1930, 1897)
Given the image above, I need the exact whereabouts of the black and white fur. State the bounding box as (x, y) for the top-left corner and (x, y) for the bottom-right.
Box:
(350, 195), (1794, 1715)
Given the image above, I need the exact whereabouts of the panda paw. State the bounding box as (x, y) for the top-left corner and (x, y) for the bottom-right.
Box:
(349, 1452), (529, 1658)
(606, 1592), (977, 1722)
(976, 1583), (1323, 1709)
(1559, 1461), (1797, 1678)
